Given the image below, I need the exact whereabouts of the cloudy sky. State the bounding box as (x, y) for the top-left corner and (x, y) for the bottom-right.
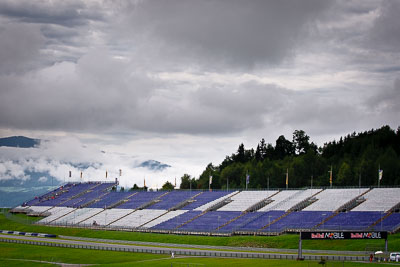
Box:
(0, 0), (399, 189)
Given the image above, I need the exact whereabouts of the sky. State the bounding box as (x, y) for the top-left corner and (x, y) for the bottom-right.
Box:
(0, 0), (399, 189)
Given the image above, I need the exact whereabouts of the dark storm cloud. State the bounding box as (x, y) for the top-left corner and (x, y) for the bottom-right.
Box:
(121, 0), (330, 68)
(0, 0), (398, 139)
(0, 0), (104, 28)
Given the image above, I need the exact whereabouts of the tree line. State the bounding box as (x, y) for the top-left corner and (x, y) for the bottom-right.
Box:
(178, 125), (400, 190)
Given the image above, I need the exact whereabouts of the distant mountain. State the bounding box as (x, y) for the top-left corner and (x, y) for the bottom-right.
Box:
(139, 160), (171, 171)
(0, 136), (40, 148)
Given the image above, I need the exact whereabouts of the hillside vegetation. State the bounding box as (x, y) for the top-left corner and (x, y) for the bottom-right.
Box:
(180, 126), (400, 190)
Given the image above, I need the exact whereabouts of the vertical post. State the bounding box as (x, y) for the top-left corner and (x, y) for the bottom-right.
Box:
(311, 175), (313, 190)
(268, 216), (271, 232)
(385, 237), (388, 252)
(378, 164), (382, 188)
(209, 174), (211, 192)
(245, 171), (249, 190)
(329, 165), (333, 188)
(286, 169), (289, 190)
(298, 232), (302, 259)
(378, 164), (380, 188)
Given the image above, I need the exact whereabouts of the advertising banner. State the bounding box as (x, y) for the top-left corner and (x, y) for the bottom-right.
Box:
(301, 231), (387, 240)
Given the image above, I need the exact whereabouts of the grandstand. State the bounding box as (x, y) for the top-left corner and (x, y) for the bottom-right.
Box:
(11, 182), (400, 236)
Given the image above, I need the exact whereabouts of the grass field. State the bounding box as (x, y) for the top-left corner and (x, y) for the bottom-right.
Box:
(1, 209), (399, 253)
(0, 242), (397, 267)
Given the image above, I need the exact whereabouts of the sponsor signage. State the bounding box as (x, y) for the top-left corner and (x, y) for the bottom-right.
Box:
(301, 231), (387, 240)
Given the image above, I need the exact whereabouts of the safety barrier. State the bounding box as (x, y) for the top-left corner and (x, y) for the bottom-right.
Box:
(0, 237), (369, 261)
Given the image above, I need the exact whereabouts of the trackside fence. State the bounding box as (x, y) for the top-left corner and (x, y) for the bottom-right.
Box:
(0, 238), (369, 261)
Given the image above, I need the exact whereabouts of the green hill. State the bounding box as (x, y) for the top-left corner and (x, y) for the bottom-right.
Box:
(187, 126), (400, 190)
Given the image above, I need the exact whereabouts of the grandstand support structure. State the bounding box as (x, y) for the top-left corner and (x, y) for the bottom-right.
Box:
(246, 191), (280, 212)
(107, 192), (137, 209)
(313, 188), (372, 230)
(33, 206), (56, 217)
(215, 211), (248, 231)
(287, 190), (322, 212)
(175, 210), (207, 230)
(174, 191), (242, 230)
(16, 183), (400, 236)
(139, 191), (170, 210)
(263, 190), (302, 212)
(216, 191), (281, 232)
(77, 209), (106, 225)
(41, 183), (105, 217)
(68, 183), (103, 201)
(137, 211), (169, 228)
(10, 206), (30, 214)
(47, 208), (78, 224)
(204, 191), (240, 212)
(259, 190), (325, 231)
(169, 192), (203, 211)
(335, 188), (371, 213)
(80, 192), (110, 209)
(260, 210), (293, 231)
(368, 201), (400, 232)
(368, 211), (393, 231)
(28, 210), (51, 217)
(106, 191), (170, 226)
(312, 212), (338, 231)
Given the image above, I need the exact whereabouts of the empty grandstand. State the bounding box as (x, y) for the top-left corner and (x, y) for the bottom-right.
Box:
(11, 182), (400, 236)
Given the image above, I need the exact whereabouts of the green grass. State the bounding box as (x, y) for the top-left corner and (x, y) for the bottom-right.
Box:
(0, 242), (396, 267)
(0, 242), (167, 266)
(1, 211), (399, 252)
(0, 259), (55, 267)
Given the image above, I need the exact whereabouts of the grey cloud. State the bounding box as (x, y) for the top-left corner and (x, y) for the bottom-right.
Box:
(0, 0), (399, 141)
(0, 0), (109, 65)
(0, 0), (104, 28)
(120, 0), (330, 69)
(40, 24), (80, 45)
(0, 50), (158, 133)
(0, 50), (290, 134)
(368, 77), (400, 114)
(0, 23), (44, 73)
(277, 88), (370, 138)
(369, 0), (400, 52)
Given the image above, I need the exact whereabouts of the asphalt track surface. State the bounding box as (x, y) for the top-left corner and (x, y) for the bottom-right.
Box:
(0, 233), (367, 258)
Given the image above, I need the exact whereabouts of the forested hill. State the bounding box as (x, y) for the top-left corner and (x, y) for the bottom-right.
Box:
(181, 126), (400, 190)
